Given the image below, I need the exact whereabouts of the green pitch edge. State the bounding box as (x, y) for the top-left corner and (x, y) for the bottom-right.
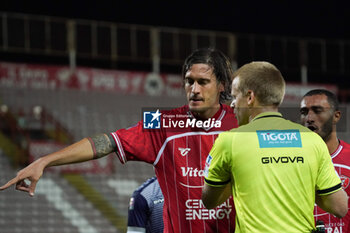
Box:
(63, 174), (126, 232)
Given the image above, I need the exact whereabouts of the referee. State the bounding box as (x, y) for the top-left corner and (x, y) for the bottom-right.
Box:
(202, 61), (348, 232)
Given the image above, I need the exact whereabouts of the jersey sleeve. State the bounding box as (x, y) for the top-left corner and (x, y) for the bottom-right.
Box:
(127, 192), (149, 231)
(316, 138), (342, 195)
(110, 121), (163, 164)
(204, 132), (232, 187)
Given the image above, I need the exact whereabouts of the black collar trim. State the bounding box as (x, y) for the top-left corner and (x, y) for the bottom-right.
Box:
(254, 114), (283, 121)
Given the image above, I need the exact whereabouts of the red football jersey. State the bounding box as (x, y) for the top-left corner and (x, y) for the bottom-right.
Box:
(314, 140), (350, 233)
(111, 105), (238, 233)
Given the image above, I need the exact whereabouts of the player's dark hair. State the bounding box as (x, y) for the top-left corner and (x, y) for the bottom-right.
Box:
(303, 89), (339, 111)
(182, 48), (234, 103)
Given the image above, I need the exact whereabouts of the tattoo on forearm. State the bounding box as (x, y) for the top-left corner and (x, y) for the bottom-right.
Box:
(88, 134), (115, 159)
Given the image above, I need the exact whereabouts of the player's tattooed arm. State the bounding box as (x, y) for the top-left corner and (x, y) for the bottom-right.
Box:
(87, 134), (117, 159)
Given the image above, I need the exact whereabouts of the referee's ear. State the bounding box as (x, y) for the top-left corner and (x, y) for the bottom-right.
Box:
(247, 90), (255, 107)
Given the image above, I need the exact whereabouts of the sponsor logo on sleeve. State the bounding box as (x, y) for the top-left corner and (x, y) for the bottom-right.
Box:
(257, 130), (302, 148)
(129, 197), (135, 210)
(340, 175), (350, 189)
(204, 155), (212, 178)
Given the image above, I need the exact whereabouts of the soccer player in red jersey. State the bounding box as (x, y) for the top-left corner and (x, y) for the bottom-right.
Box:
(301, 89), (350, 233)
(0, 48), (238, 233)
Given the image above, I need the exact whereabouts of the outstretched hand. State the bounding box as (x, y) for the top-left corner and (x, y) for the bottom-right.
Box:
(1, 137), (95, 196)
(0, 159), (45, 196)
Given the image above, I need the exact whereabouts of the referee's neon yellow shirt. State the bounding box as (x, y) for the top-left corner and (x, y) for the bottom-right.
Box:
(204, 112), (342, 233)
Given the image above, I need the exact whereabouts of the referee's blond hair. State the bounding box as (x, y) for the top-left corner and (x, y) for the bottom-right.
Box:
(233, 61), (285, 106)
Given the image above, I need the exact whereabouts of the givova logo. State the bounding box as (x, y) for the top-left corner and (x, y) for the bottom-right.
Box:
(143, 109), (161, 129)
(257, 129), (302, 148)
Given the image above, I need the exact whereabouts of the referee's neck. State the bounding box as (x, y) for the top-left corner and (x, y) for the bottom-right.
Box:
(249, 106), (279, 123)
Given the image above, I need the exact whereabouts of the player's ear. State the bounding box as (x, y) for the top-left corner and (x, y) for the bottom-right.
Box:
(218, 82), (224, 92)
(333, 110), (341, 124)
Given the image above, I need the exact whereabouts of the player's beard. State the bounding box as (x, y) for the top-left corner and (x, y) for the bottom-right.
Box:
(319, 115), (333, 142)
(189, 105), (210, 119)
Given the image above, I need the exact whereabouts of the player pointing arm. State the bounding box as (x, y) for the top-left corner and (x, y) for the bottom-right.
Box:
(0, 133), (114, 196)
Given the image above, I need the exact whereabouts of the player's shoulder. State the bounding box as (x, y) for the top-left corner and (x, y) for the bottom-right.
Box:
(221, 104), (235, 117)
(339, 140), (350, 155)
(133, 177), (158, 195)
(221, 104), (233, 112)
(340, 139), (350, 150)
(220, 104), (238, 128)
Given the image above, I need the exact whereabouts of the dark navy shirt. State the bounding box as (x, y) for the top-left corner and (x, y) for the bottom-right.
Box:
(127, 176), (164, 233)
